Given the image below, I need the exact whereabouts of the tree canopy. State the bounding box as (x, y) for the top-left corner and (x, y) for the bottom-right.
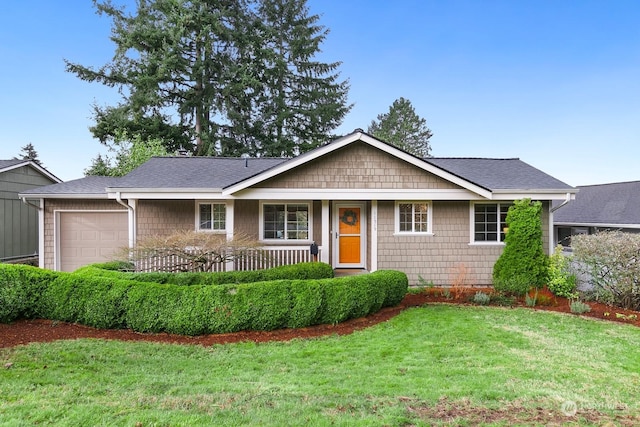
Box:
(66, 0), (350, 158)
(367, 97), (433, 158)
(17, 143), (43, 166)
(84, 134), (169, 177)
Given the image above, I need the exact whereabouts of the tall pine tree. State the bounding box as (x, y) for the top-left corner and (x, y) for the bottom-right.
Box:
(368, 97), (433, 158)
(17, 143), (43, 166)
(65, 0), (350, 158)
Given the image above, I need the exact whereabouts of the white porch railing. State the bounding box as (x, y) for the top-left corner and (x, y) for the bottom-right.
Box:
(134, 246), (320, 273)
(234, 246), (318, 271)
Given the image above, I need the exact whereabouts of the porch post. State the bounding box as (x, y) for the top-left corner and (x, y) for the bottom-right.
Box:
(226, 200), (235, 271)
(371, 200), (378, 272)
(321, 200), (330, 264)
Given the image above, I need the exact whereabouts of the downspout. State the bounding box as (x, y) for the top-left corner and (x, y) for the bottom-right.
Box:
(21, 196), (42, 212)
(549, 192), (573, 252)
(550, 192), (572, 213)
(115, 192), (136, 249)
(21, 197), (45, 268)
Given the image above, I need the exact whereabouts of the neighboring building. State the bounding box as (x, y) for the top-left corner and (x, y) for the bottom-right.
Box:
(21, 131), (575, 284)
(554, 180), (640, 248)
(1, 159), (61, 261)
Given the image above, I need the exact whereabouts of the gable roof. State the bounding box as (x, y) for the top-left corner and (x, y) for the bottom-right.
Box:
(111, 156), (287, 190)
(554, 180), (640, 227)
(20, 131), (575, 200)
(426, 158), (573, 191)
(20, 176), (120, 198)
(0, 159), (61, 183)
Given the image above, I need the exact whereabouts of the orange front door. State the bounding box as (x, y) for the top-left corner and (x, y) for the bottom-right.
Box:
(338, 207), (361, 264)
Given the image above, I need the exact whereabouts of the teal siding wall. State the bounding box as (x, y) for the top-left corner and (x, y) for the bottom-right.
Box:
(0, 165), (56, 260)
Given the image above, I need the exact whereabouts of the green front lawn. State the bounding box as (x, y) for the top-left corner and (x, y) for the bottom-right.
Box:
(2, 305), (639, 426)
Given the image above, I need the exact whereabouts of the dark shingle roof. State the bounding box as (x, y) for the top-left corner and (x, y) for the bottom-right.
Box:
(112, 156), (288, 189)
(0, 159), (26, 170)
(554, 181), (640, 226)
(426, 158), (573, 190)
(20, 176), (120, 196)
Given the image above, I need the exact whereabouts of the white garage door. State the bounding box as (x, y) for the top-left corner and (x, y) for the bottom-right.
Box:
(59, 212), (128, 272)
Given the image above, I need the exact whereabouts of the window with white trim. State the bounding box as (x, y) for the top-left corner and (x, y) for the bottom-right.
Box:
(396, 202), (432, 234)
(262, 203), (310, 240)
(197, 202), (226, 232)
(473, 202), (511, 242)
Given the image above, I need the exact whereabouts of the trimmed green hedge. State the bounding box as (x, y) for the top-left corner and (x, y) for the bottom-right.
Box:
(74, 261), (335, 286)
(0, 264), (59, 323)
(0, 263), (408, 335)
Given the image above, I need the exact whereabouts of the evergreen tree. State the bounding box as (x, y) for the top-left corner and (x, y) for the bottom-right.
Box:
(18, 143), (42, 166)
(84, 135), (169, 177)
(66, 0), (349, 158)
(493, 199), (548, 295)
(368, 97), (433, 158)
(225, 0), (351, 157)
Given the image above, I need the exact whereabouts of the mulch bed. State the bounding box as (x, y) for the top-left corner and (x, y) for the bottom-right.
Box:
(1, 288), (638, 349)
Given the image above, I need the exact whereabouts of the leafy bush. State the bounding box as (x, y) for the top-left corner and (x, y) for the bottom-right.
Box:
(547, 245), (577, 298)
(571, 231), (640, 311)
(570, 300), (591, 314)
(490, 294), (516, 307)
(493, 199), (548, 295)
(80, 261), (334, 286)
(525, 293), (537, 307)
(472, 292), (491, 305)
(84, 261), (135, 271)
(40, 273), (135, 329)
(0, 264), (59, 322)
(1, 261), (406, 335)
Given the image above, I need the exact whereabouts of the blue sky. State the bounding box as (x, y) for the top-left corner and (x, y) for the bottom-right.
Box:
(1, 0), (638, 185)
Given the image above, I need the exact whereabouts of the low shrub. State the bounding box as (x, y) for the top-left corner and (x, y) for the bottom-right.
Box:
(84, 260), (135, 272)
(490, 294), (516, 307)
(79, 262), (335, 286)
(0, 264), (59, 322)
(571, 231), (640, 311)
(40, 273), (136, 329)
(570, 300), (591, 314)
(1, 261), (407, 335)
(472, 291), (491, 305)
(547, 245), (577, 298)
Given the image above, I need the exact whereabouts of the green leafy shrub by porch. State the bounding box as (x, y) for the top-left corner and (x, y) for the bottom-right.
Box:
(493, 199), (548, 296)
(0, 264), (59, 322)
(547, 245), (577, 298)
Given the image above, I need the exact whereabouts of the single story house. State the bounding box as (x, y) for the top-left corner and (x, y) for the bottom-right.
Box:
(1, 159), (61, 261)
(21, 130), (576, 285)
(554, 180), (640, 248)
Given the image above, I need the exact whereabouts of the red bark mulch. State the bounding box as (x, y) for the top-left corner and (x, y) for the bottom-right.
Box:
(1, 288), (638, 349)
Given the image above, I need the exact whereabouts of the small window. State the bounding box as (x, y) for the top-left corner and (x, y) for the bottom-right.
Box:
(473, 203), (511, 242)
(197, 202), (226, 231)
(262, 203), (310, 240)
(396, 202), (431, 234)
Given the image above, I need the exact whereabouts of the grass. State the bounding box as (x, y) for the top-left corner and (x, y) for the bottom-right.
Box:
(2, 305), (640, 426)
